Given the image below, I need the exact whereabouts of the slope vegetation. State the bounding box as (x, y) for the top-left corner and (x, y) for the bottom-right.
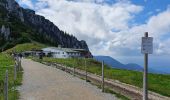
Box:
(40, 57), (170, 97)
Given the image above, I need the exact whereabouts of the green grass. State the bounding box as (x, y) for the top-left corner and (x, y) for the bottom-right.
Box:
(5, 42), (47, 53)
(0, 42), (46, 99)
(37, 57), (170, 97)
(0, 53), (23, 100)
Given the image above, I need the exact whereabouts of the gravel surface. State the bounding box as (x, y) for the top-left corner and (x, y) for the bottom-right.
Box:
(19, 59), (117, 100)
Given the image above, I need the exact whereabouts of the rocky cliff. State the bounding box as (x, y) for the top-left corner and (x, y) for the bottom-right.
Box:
(0, 0), (89, 51)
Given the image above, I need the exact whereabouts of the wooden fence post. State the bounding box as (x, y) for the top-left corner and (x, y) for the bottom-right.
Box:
(4, 70), (8, 100)
(19, 58), (21, 71)
(65, 61), (67, 72)
(85, 58), (87, 82)
(102, 61), (104, 92)
(14, 64), (17, 81)
(73, 65), (75, 76)
(15, 59), (19, 71)
(73, 58), (76, 76)
(14, 64), (17, 100)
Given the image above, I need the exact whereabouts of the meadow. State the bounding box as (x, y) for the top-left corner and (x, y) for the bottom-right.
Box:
(5, 42), (47, 53)
(40, 57), (170, 97)
(5, 43), (170, 97)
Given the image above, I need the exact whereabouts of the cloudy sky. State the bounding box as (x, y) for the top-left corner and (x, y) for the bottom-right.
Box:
(16, 0), (170, 69)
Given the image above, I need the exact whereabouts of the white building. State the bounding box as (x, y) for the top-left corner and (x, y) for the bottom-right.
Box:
(42, 47), (81, 58)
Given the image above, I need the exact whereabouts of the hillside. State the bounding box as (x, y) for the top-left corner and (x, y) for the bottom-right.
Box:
(0, 0), (89, 51)
(5, 42), (47, 53)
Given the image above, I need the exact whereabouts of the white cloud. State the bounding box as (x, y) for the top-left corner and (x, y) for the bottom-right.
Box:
(147, 8), (170, 37)
(34, 0), (143, 55)
(17, 0), (170, 57)
(155, 39), (170, 55)
(66, 0), (105, 3)
(92, 7), (170, 56)
(17, 0), (34, 9)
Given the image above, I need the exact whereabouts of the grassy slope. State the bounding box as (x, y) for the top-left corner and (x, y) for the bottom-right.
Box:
(0, 53), (22, 100)
(0, 43), (46, 99)
(40, 57), (170, 97)
(5, 42), (47, 53)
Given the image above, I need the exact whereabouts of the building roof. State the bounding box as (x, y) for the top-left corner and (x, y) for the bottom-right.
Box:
(73, 49), (88, 52)
(42, 47), (82, 53)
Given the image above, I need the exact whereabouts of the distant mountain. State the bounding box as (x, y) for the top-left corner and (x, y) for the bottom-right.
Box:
(94, 56), (143, 71)
(125, 63), (143, 71)
(94, 56), (169, 74)
(0, 0), (90, 52)
(94, 56), (125, 68)
(148, 68), (169, 74)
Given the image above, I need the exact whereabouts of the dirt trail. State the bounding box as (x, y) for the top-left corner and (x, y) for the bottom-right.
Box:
(19, 59), (117, 100)
(44, 62), (170, 100)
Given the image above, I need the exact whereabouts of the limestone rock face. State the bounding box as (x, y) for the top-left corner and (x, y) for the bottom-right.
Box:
(0, 25), (10, 40)
(1, 0), (25, 22)
(6, 0), (17, 10)
(0, 0), (90, 51)
(22, 9), (89, 50)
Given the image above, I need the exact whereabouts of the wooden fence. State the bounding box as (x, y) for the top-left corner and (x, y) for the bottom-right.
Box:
(3, 57), (21, 100)
(40, 61), (170, 100)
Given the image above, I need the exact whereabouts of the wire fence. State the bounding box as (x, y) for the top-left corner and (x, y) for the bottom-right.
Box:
(1, 57), (21, 100)
(37, 57), (169, 100)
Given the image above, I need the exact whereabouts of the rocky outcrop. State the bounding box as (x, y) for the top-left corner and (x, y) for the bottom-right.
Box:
(22, 9), (89, 50)
(0, 25), (10, 40)
(0, 0), (24, 22)
(0, 0), (90, 51)
(6, 0), (17, 11)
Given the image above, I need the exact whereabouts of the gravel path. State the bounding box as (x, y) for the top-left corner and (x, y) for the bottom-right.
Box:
(19, 59), (117, 100)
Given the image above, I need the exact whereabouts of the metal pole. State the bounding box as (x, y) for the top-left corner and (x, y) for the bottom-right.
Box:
(143, 32), (148, 100)
(102, 61), (104, 92)
(85, 58), (87, 82)
(4, 70), (8, 100)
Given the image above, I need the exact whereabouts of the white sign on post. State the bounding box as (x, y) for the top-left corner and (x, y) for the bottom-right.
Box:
(141, 37), (153, 54)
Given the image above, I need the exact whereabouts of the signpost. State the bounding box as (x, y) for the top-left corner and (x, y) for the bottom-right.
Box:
(141, 32), (153, 100)
(142, 35), (153, 54)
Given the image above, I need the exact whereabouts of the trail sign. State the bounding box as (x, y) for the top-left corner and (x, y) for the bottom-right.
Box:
(141, 37), (153, 54)
(142, 32), (153, 100)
